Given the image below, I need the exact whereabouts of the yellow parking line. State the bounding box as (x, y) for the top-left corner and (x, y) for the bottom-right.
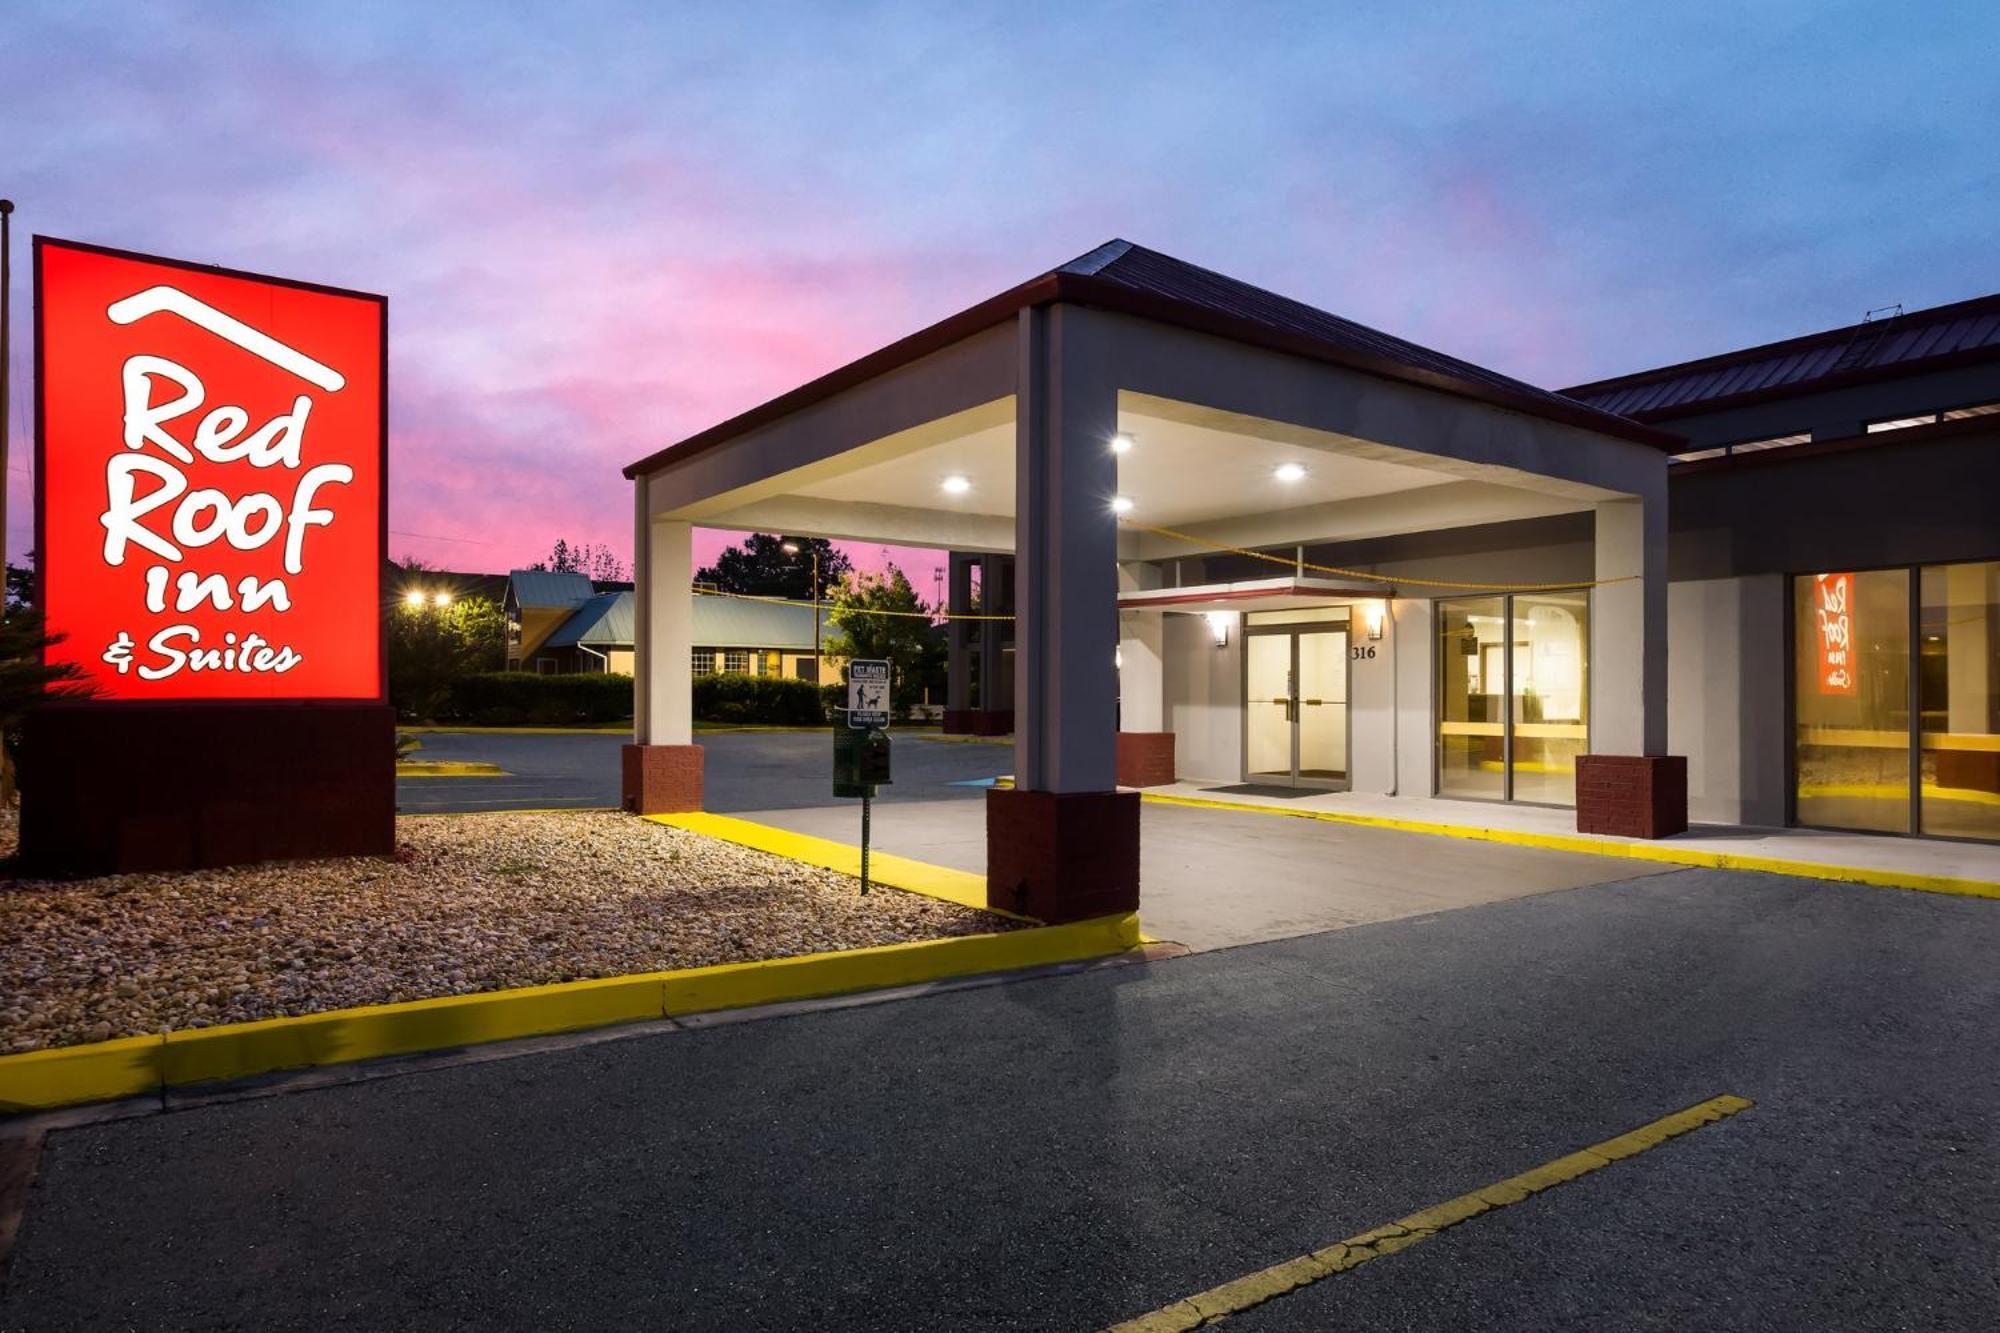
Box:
(1104, 1093), (1754, 1332)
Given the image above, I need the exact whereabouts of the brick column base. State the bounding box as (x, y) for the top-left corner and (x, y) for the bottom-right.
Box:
(969, 709), (1014, 736)
(942, 709), (972, 735)
(20, 702), (395, 876)
(622, 743), (703, 814)
(1575, 754), (1687, 839)
(986, 788), (1140, 923)
(1115, 731), (1176, 787)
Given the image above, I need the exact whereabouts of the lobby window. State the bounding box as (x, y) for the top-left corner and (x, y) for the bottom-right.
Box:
(1437, 592), (1589, 805)
(1920, 562), (2000, 841)
(1729, 432), (1811, 454)
(723, 649), (752, 675)
(690, 649), (715, 675)
(1794, 563), (1999, 843)
(1866, 414), (1939, 433)
(1670, 432), (1808, 463)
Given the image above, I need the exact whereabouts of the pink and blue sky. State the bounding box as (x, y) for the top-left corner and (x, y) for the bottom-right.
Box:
(3, 1), (1995, 588)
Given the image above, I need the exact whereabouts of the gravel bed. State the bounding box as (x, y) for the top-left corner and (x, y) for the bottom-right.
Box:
(0, 810), (1019, 1054)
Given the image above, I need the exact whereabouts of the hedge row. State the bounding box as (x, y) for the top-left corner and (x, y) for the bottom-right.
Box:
(442, 672), (635, 725)
(692, 672), (829, 725)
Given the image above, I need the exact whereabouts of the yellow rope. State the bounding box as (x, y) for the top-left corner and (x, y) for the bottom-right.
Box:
(694, 516), (1645, 626)
(1121, 520), (1639, 593)
(691, 587), (1013, 622)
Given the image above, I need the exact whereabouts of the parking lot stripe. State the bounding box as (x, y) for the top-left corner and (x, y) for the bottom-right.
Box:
(1103, 1093), (1754, 1332)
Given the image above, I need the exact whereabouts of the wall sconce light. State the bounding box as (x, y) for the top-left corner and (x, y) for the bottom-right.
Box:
(1362, 601), (1386, 640)
(1204, 612), (1231, 648)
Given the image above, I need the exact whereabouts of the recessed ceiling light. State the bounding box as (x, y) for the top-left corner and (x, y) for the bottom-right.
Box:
(1110, 433), (1134, 454)
(1110, 495), (1134, 515)
(1274, 462), (1306, 483)
(941, 475), (971, 494)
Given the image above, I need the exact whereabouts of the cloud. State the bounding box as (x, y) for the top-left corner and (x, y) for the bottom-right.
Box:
(4, 0), (1995, 574)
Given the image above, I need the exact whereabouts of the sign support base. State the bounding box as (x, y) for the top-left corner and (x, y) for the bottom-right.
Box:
(18, 702), (396, 877)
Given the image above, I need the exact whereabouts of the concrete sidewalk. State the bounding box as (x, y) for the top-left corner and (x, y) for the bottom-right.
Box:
(1145, 782), (2000, 890)
(739, 798), (1668, 950)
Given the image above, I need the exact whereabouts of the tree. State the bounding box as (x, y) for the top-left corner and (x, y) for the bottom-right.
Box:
(695, 534), (851, 601)
(0, 605), (98, 802)
(387, 589), (508, 721)
(5, 561), (31, 611)
(531, 539), (627, 583)
(822, 563), (944, 716)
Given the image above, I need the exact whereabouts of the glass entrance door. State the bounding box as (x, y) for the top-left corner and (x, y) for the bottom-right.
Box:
(1245, 625), (1349, 787)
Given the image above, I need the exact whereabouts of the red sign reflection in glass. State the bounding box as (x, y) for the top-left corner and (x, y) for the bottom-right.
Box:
(1814, 572), (1857, 696)
(36, 240), (384, 701)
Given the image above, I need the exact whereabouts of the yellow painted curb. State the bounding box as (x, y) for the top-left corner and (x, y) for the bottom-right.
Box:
(395, 761), (511, 778)
(0, 913), (1141, 1114)
(647, 811), (1015, 917)
(159, 972), (667, 1090)
(1104, 1093), (1754, 1331)
(0, 1035), (163, 1112)
(1141, 792), (2000, 901)
(398, 725), (630, 736)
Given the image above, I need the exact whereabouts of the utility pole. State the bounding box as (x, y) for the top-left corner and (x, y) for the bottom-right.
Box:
(782, 539), (824, 676)
(0, 198), (13, 608)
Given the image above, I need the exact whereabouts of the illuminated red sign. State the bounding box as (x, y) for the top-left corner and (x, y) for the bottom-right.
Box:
(1813, 572), (1856, 695)
(35, 239), (384, 700)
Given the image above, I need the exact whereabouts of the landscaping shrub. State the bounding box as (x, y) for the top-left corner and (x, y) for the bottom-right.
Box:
(693, 672), (828, 725)
(442, 672), (634, 725)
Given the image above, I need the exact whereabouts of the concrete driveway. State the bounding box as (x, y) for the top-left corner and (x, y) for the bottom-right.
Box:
(741, 797), (1665, 950)
(397, 730), (1660, 950)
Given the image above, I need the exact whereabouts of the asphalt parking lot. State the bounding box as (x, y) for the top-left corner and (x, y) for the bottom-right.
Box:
(5, 866), (1995, 1330)
(394, 728), (1007, 814)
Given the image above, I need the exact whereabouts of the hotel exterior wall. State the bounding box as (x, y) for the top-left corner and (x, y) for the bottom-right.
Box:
(1163, 611), (1243, 782)
(1663, 426), (2000, 830)
(1650, 362), (2000, 450)
(1667, 576), (1788, 826)
(1669, 427), (2000, 582)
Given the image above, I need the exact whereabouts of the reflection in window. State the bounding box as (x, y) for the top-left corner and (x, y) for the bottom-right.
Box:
(1794, 570), (1911, 833)
(1511, 594), (1590, 805)
(1437, 592), (1589, 804)
(1919, 562), (2000, 841)
(1437, 598), (1507, 800)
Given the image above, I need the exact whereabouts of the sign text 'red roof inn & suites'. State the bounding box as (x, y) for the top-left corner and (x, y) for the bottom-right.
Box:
(35, 239), (385, 700)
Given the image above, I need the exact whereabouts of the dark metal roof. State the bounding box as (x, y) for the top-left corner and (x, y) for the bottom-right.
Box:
(1067, 241), (1651, 435)
(625, 239), (1675, 478)
(1561, 291), (2000, 421)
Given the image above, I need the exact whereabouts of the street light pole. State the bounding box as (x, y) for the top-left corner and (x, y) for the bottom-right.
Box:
(783, 540), (824, 680)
